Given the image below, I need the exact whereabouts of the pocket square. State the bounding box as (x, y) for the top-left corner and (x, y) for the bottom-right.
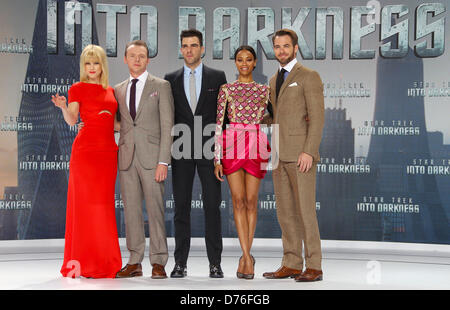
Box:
(288, 82), (298, 87)
(149, 91), (158, 97)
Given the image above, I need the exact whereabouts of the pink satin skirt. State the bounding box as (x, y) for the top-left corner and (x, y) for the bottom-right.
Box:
(219, 123), (271, 179)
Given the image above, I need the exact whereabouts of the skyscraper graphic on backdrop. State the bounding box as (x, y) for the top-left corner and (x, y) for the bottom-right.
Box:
(367, 47), (449, 243)
(427, 132), (450, 220)
(316, 102), (360, 240)
(16, 0), (99, 239)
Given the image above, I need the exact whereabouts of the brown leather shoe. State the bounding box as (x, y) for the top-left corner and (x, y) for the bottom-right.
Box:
(115, 263), (143, 278)
(294, 268), (323, 282)
(151, 264), (167, 279)
(263, 266), (302, 279)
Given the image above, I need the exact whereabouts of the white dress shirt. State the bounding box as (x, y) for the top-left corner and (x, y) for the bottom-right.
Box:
(279, 58), (298, 74)
(183, 62), (203, 108)
(126, 70), (148, 112)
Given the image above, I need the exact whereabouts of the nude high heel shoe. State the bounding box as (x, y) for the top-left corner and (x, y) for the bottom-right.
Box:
(236, 256), (244, 279)
(242, 255), (255, 280)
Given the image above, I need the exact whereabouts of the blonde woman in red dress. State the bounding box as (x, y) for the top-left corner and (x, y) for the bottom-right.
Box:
(52, 44), (122, 278)
(214, 46), (270, 280)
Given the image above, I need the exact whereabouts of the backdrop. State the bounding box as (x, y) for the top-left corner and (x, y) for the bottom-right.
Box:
(0, 0), (448, 244)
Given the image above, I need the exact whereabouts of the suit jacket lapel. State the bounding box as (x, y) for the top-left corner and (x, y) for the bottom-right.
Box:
(135, 75), (154, 120)
(277, 62), (302, 101)
(175, 68), (193, 116)
(194, 65), (207, 115)
(117, 80), (133, 123)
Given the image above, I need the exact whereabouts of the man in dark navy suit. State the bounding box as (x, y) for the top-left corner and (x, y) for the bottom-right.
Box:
(164, 29), (227, 278)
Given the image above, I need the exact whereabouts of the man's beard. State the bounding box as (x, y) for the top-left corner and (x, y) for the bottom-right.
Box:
(186, 56), (201, 66)
(276, 52), (295, 65)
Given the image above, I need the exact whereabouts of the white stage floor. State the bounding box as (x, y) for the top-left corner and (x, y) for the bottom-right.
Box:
(0, 238), (449, 290)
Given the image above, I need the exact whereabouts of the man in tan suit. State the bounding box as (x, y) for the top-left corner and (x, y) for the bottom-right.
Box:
(114, 40), (174, 279)
(263, 29), (325, 282)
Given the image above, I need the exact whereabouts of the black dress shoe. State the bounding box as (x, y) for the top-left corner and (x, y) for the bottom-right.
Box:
(170, 264), (187, 278)
(209, 264), (224, 278)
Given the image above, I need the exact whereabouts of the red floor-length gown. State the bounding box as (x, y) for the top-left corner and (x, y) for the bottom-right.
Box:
(60, 82), (122, 278)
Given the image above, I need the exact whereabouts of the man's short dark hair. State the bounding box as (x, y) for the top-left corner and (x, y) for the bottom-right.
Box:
(125, 40), (149, 58)
(272, 29), (299, 47)
(180, 29), (203, 46)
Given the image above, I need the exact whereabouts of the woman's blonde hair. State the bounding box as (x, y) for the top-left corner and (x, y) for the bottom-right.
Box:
(79, 44), (109, 89)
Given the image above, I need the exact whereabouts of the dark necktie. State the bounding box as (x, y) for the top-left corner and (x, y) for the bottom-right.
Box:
(129, 78), (139, 120)
(276, 68), (287, 98)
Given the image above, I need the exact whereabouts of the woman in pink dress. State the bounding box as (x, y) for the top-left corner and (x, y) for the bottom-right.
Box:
(214, 46), (270, 280)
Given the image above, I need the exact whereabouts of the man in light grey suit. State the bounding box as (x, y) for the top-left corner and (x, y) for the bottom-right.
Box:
(115, 40), (174, 279)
